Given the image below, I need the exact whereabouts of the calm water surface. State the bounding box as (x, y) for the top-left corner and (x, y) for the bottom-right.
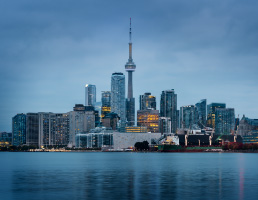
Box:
(0, 152), (258, 200)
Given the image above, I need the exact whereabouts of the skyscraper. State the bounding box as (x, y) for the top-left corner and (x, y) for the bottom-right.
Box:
(85, 84), (96, 106)
(111, 72), (126, 127)
(12, 113), (26, 146)
(160, 89), (178, 133)
(139, 92), (156, 110)
(215, 108), (235, 135)
(195, 99), (207, 128)
(125, 18), (136, 126)
(207, 103), (226, 128)
(101, 91), (111, 119)
(179, 105), (197, 129)
(38, 112), (70, 147)
(137, 110), (159, 133)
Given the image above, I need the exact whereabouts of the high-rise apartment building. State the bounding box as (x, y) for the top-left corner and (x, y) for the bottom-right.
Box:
(69, 104), (95, 147)
(125, 18), (136, 126)
(111, 72), (126, 127)
(85, 84), (96, 106)
(50, 113), (70, 146)
(160, 89), (178, 133)
(12, 113), (26, 146)
(38, 112), (51, 147)
(139, 92), (156, 110)
(38, 112), (70, 147)
(207, 103), (226, 128)
(215, 108), (235, 135)
(195, 99), (207, 128)
(179, 105), (197, 129)
(26, 113), (39, 146)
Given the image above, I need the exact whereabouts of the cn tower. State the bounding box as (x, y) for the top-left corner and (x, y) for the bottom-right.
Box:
(125, 18), (136, 126)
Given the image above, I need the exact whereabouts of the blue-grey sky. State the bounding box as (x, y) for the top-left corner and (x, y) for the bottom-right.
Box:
(1, 0), (258, 132)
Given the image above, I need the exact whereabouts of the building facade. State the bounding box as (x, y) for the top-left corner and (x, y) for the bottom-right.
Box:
(26, 113), (39, 147)
(12, 113), (26, 146)
(139, 92), (156, 110)
(237, 115), (258, 136)
(137, 110), (159, 133)
(195, 99), (207, 128)
(113, 132), (161, 150)
(102, 112), (119, 130)
(101, 91), (111, 119)
(111, 72), (126, 127)
(160, 89), (178, 133)
(215, 108), (235, 135)
(159, 117), (171, 134)
(69, 105), (95, 147)
(38, 112), (70, 147)
(179, 105), (197, 129)
(207, 103), (226, 128)
(85, 84), (96, 107)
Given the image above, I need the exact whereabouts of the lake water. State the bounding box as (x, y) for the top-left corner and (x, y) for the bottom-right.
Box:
(0, 152), (258, 200)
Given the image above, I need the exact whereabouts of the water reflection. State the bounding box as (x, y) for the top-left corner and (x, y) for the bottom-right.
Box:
(6, 153), (258, 200)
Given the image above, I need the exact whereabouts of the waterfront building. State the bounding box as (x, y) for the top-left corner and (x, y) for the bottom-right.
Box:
(113, 132), (161, 150)
(75, 127), (113, 148)
(38, 112), (51, 147)
(195, 99), (207, 128)
(139, 92), (156, 110)
(69, 104), (95, 147)
(26, 113), (39, 147)
(101, 91), (111, 119)
(160, 89), (178, 133)
(85, 84), (96, 106)
(75, 133), (113, 149)
(159, 117), (171, 134)
(0, 132), (12, 147)
(50, 113), (70, 146)
(137, 110), (159, 133)
(207, 103), (226, 128)
(179, 105), (197, 129)
(12, 114), (26, 146)
(215, 108), (235, 135)
(38, 112), (70, 147)
(125, 19), (136, 126)
(111, 72), (126, 127)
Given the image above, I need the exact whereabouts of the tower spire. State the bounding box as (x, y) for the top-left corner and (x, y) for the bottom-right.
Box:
(129, 18), (132, 61)
(129, 17), (132, 43)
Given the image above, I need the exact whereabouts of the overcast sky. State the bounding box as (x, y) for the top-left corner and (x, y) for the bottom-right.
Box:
(1, 0), (258, 132)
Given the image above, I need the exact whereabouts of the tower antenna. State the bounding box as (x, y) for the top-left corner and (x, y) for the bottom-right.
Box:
(129, 17), (132, 42)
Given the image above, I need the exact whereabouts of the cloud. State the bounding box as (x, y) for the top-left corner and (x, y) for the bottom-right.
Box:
(1, 0), (258, 131)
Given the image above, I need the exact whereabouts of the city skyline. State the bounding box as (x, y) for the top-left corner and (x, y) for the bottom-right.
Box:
(1, 0), (258, 132)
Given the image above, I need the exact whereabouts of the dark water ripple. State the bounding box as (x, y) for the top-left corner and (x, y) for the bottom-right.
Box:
(0, 152), (258, 200)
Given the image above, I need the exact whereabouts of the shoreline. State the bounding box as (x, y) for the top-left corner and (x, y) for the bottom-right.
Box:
(1, 150), (258, 153)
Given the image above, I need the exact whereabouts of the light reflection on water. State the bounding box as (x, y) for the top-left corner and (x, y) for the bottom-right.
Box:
(1, 152), (258, 200)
